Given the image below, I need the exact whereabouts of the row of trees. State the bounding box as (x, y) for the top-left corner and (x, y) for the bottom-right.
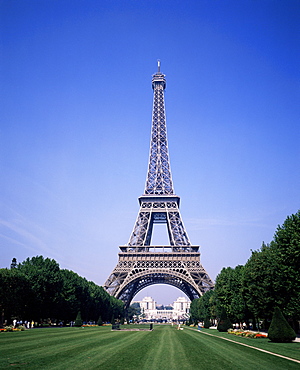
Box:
(190, 210), (300, 332)
(0, 256), (124, 325)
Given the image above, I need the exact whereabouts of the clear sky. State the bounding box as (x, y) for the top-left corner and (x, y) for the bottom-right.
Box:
(1, 0), (299, 305)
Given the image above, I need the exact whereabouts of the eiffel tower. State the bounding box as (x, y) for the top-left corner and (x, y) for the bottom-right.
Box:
(104, 62), (214, 308)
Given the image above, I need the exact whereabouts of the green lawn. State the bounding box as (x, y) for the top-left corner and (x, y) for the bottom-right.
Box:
(0, 325), (299, 369)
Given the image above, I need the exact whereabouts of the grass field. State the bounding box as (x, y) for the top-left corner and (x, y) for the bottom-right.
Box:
(0, 325), (299, 369)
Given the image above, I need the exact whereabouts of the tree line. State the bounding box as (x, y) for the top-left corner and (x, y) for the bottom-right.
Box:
(190, 210), (300, 333)
(0, 256), (124, 326)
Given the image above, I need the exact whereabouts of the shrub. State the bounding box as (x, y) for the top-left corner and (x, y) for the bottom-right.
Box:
(204, 317), (211, 329)
(74, 311), (83, 327)
(187, 317), (193, 326)
(217, 308), (232, 332)
(97, 316), (103, 326)
(268, 307), (296, 343)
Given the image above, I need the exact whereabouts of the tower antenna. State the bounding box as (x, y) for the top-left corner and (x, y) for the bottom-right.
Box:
(157, 59), (160, 72)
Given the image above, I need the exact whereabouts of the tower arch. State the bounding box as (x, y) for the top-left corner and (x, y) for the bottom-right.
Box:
(116, 270), (202, 309)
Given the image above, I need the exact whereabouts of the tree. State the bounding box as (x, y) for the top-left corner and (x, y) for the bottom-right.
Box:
(208, 290), (218, 323)
(268, 307), (296, 343)
(59, 269), (114, 323)
(272, 211), (300, 321)
(3, 255), (124, 325)
(10, 258), (17, 269)
(198, 290), (216, 322)
(243, 211), (300, 330)
(243, 243), (278, 326)
(130, 302), (141, 316)
(215, 265), (247, 323)
(86, 280), (112, 323)
(189, 298), (200, 324)
(189, 290), (216, 324)
(127, 303), (141, 322)
(59, 269), (87, 322)
(0, 268), (32, 323)
(109, 296), (124, 321)
(17, 256), (63, 320)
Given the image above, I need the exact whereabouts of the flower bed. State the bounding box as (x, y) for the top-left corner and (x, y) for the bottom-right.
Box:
(228, 329), (267, 338)
(0, 326), (25, 332)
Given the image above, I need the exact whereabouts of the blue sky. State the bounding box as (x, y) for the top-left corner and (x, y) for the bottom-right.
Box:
(1, 0), (299, 305)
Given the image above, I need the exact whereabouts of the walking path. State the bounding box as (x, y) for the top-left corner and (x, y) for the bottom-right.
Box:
(196, 329), (300, 364)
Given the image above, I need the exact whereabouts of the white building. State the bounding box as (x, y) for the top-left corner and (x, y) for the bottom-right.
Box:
(133, 296), (190, 321)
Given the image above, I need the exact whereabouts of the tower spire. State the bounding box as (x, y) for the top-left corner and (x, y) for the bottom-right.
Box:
(146, 62), (171, 194)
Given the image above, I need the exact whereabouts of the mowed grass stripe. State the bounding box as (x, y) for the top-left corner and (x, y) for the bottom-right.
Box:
(142, 325), (189, 369)
(1, 327), (144, 369)
(199, 328), (300, 360)
(1, 326), (300, 369)
(184, 328), (300, 369)
(156, 324), (183, 367)
(178, 328), (238, 369)
(43, 330), (149, 369)
(196, 327), (300, 362)
(142, 326), (300, 370)
(1, 328), (109, 354)
(1, 329), (109, 359)
(98, 326), (195, 369)
(198, 329), (300, 364)
(98, 330), (155, 369)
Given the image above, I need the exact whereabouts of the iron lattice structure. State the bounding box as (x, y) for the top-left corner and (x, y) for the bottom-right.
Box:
(104, 62), (214, 307)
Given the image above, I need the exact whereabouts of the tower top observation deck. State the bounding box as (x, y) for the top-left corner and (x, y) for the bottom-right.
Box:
(152, 60), (166, 90)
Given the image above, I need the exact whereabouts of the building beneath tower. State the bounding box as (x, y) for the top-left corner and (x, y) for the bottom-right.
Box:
(132, 296), (190, 322)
